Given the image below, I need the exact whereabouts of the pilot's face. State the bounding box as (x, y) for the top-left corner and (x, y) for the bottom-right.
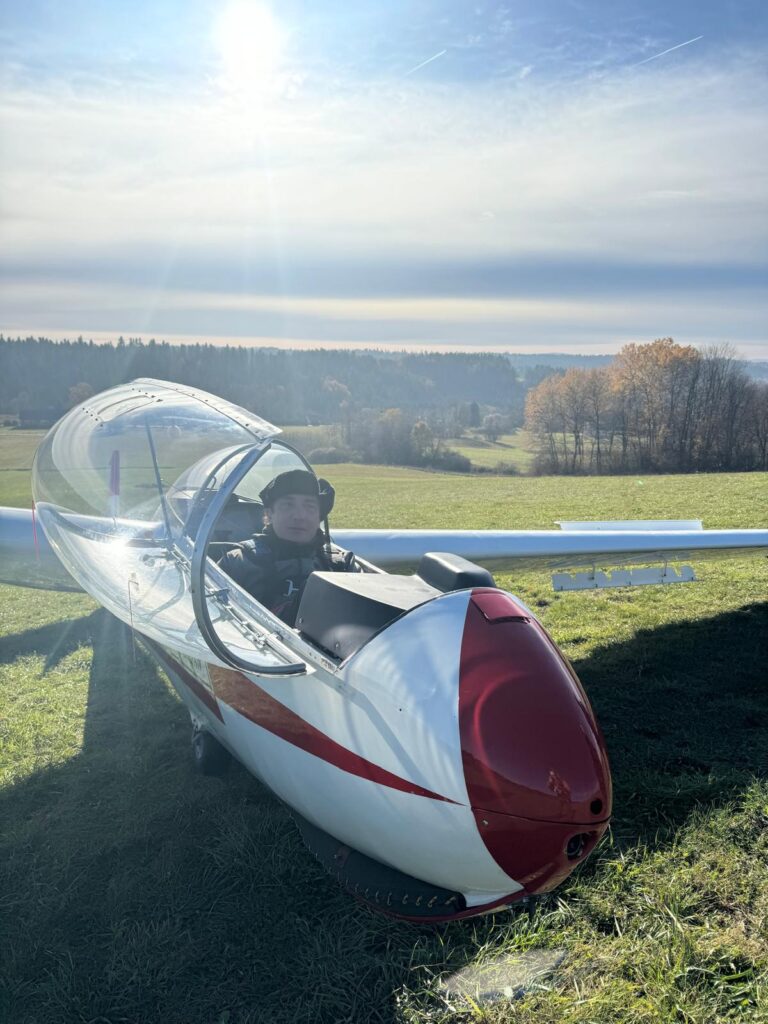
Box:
(269, 493), (322, 544)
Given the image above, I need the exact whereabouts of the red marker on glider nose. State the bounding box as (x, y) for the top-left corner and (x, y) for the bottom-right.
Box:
(459, 589), (612, 894)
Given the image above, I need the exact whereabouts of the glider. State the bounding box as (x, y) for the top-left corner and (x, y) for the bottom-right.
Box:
(1, 379), (765, 922)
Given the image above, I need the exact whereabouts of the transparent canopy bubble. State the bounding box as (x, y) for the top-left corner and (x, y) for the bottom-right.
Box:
(28, 379), (312, 665)
(33, 379), (279, 525)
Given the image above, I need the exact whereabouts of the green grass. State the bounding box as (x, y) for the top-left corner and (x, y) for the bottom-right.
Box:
(278, 424), (343, 454)
(0, 428), (45, 507)
(278, 424), (538, 472)
(317, 463), (767, 531)
(2, 434), (768, 1023)
(446, 429), (537, 472)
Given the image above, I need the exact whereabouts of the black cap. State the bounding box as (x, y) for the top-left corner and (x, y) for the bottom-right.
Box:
(259, 469), (335, 518)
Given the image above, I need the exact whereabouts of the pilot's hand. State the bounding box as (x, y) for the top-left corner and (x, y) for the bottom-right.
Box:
(343, 550), (357, 572)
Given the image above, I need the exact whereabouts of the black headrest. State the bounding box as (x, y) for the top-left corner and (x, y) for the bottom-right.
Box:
(417, 552), (496, 592)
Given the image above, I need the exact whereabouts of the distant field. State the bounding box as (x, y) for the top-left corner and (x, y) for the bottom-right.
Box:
(446, 429), (537, 472)
(2, 430), (768, 1023)
(315, 462), (767, 532)
(0, 426), (537, 498)
(0, 428), (44, 468)
(278, 424), (539, 473)
(5, 424), (765, 531)
(0, 428), (45, 507)
(277, 423), (343, 453)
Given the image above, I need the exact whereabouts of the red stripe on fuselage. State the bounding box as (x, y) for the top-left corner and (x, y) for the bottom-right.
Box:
(144, 640), (224, 722)
(207, 665), (458, 803)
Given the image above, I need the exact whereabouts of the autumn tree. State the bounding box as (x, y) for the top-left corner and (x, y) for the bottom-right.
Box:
(526, 374), (566, 472)
(525, 338), (763, 474)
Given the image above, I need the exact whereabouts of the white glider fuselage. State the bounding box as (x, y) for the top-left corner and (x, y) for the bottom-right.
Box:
(3, 378), (764, 922)
(148, 583), (611, 921)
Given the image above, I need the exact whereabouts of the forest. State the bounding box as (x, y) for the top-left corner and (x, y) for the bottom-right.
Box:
(2, 335), (767, 473)
(0, 336), (526, 427)
(525, 339), (768, 473)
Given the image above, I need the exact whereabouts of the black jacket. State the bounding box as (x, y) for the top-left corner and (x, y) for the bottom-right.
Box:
(218, 526), (360, 626)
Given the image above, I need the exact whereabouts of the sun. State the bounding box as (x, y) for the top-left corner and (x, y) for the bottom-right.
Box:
(213, 1), (285, 101)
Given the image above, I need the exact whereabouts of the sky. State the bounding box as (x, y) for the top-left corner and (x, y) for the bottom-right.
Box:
(1, 0), (766, 356)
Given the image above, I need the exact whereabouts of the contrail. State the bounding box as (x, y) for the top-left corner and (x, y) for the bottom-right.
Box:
(404, 49), (447, 77)
(632, 35), (704, 67)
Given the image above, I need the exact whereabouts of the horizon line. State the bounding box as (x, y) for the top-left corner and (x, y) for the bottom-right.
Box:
(3, 328), (765, 360)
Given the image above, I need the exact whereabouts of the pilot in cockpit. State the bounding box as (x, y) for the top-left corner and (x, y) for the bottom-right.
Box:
(218, 469), (361, 626)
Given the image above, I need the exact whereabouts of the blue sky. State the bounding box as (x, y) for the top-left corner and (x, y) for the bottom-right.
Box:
(1, 0), (766, 355)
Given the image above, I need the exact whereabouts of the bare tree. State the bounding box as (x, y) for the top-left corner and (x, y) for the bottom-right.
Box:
(526, 338), (765, 474)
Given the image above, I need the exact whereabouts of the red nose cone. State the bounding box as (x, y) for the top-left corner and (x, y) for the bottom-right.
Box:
(459, 590), (612, 892)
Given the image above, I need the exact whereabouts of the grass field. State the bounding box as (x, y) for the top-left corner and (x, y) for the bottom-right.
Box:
(445, 430), (537, 473)
(1, 431), (767, 1023)
(0, 428), (45, 507)
(278, 424), (343, 455)
(248, 424), (537, 473)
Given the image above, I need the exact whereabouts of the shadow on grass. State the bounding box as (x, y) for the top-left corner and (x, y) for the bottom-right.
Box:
(572, 601), (768, 844)
(0, 611), (100, 674)
(1, 603), (766, 1023)
(1, 611), (426, 1024)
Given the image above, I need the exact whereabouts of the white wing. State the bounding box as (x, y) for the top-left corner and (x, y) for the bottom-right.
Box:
(3, 507), (767, 592)
(332, 522), (768, 573)
(0, 507), (79, 590)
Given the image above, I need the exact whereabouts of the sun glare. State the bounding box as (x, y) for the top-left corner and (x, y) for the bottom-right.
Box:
(213, 1), (284, 101)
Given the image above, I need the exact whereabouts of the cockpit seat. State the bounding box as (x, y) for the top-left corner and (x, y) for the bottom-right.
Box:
(184, 491), (265, 546)
(204, 496), (266, 560)
(296, 571), (440, 660)
(416, 552), (496, 592)
(212, 496), (266, 543)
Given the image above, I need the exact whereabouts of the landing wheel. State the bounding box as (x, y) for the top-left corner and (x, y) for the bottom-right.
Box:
(191, 728), (231, 776)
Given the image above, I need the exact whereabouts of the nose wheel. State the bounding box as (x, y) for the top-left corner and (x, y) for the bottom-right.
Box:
(191, 726), (231, 776)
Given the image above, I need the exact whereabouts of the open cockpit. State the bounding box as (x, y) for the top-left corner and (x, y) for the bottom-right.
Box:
(31, 378), (495, 677)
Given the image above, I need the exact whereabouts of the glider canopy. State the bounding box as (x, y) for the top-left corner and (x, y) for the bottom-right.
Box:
(31, 379), (317, 671)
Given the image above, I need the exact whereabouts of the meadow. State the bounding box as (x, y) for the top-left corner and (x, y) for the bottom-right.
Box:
(0, 428), (46, 507)
(444, 430), (537, 473)
(268, 425), (536, 473)
(1, 429), (767, 1023)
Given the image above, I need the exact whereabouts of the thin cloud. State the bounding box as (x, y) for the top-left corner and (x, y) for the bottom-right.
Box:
(404, 49), (447, 76)
(1, 41), (766, 353)
(632, 35), (704, 68)
(9, 61), (761, 265)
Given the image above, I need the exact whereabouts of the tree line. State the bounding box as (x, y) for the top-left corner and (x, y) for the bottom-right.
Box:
(4, 334), (766, 475)
(0, 335), (526, 427)
(525, 339), (768, 473)
(303, 406), (479, 472)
